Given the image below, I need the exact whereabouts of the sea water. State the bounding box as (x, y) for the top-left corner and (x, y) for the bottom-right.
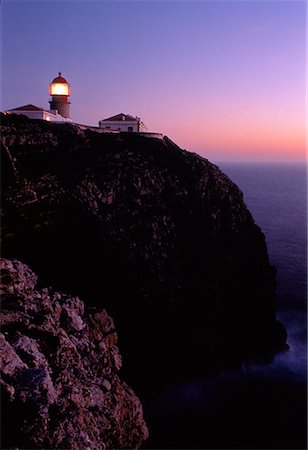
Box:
(145, 162), (307, 449)
(221, 162), (307, 375)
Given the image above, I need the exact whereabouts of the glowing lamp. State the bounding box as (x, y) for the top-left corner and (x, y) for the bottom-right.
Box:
(49, 82), (70, 96)
(49, 72), (70, 96)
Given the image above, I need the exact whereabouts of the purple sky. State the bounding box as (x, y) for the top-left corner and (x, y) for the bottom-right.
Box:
(2, 0), (306, 162)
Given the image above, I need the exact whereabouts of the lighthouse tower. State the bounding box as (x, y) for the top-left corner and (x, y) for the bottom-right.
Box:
(49, 72), (71, 119)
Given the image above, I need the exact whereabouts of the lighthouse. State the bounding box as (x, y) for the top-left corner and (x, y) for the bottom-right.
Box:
(49, 72), (71, 119)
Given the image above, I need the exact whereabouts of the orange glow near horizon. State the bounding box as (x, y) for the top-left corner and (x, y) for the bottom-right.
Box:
(151, 90), (306, 162)
(173, 124), (306, 162)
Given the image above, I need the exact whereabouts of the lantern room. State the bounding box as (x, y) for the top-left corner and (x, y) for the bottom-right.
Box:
(49, 72), (71, 96)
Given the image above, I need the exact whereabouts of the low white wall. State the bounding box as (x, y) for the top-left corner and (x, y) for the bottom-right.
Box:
(7, 109), (72, 123)
(99, 121), (139, 132)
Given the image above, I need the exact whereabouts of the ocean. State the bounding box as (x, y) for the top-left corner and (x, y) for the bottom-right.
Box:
(145, 162), (307, 449)
(221, 162), (307, 358)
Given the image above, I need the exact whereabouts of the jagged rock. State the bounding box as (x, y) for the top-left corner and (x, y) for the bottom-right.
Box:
(0, 113), (287, 392)
(0, 258), (148, 449)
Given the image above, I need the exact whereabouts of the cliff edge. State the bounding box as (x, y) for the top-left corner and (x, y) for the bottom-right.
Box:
(1, 113), (287, 392)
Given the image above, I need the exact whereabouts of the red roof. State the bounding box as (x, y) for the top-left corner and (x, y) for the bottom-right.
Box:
(101, 113), (138, 122)
(8, 104), (44, 111)
(51, 72), (68, 84)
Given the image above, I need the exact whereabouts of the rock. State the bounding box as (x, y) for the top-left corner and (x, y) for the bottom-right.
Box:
(0, 258), (148, 449)
(0, 113), (287, 391)
(0, 258), (38, 295)
(0, 334), (27, 376)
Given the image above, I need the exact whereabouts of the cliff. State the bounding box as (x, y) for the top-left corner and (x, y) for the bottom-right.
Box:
(0, 258), (148, 449)
(1, 113), (287, 393)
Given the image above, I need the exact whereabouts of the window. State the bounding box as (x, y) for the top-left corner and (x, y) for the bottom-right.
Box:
(128, 126), (133, 132)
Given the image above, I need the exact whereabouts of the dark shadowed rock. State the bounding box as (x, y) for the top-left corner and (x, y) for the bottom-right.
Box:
(0, 113), (287, 394)
(0, 258), (148, 449)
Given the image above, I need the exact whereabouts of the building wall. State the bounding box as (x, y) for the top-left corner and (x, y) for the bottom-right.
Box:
(138, 132), (163, 139)
(139, 122), (148, 132)
(43, 111), (72, 122)
(99, 120), (148, 132)
(99, 121), (138, 132)
(8, 110), (45, 120)
(7, 109), (72, 122)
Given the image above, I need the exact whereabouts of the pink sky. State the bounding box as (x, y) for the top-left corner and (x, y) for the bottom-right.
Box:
(2, 1), (307, 162)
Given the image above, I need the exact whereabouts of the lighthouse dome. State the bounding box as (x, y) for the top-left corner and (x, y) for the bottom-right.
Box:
(52, 72), (68, 84)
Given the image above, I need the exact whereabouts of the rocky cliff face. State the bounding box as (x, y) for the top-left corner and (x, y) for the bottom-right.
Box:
(1, 114), (287, 393)
(0, 258), (148, 449)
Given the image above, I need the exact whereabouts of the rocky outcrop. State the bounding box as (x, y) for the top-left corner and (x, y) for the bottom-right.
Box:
(0, 258), (148, 449)
(1, 113), (287, 392)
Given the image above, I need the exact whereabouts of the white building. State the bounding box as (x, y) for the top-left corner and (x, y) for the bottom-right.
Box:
(5, 73), (72, 123)
(99, 113), (148, 132)
(5, 104), (72, 122)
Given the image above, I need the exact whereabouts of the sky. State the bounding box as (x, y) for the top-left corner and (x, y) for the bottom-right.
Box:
(1, 0), (307, 162)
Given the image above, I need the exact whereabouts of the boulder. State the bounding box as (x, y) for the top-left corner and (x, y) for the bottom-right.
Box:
(0, 258), (148, 449)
